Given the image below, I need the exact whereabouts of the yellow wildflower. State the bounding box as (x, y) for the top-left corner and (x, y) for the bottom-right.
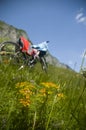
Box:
(26, 95), (30, 99)
(19, 98), (30, 107)
(15, 81), (35, 89)
(40, 88), (46, 93)
(41, 82), (60, 89)
(57, 93), (64, 98)
(19, 88), (32, 96)
(40, 88), (46, 96)
(15, 82), (26, 88)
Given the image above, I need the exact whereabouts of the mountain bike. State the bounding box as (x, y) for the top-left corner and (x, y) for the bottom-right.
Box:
(0, 41), (48, 72)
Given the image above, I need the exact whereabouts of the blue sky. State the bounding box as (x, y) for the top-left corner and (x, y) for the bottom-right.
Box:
(0, 0), (86, 72)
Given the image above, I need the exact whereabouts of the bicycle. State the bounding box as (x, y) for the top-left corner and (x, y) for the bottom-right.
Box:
(0, 41), (48, 72)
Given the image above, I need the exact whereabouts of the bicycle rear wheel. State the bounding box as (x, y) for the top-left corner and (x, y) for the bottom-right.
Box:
(0, 41), (23, 65)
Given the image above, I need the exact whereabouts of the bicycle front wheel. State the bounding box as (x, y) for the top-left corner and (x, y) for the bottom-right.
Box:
(40, 56), (48, 73)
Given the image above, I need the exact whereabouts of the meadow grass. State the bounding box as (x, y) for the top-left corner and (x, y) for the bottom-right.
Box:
(0, 63), (86, 130)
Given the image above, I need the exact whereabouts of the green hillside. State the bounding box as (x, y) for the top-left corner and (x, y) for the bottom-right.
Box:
(0, 63), (86, 130)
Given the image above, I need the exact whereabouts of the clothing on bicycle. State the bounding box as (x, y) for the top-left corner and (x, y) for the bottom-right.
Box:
(17, 36), (39, 65)
(32, 41), (49, 56)
(18, 36), (49, 67)
(18, 36), (31, 54)
(18, 36), (39, 56)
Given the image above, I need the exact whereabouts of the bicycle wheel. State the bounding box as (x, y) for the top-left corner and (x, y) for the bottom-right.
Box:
(0, 41), (23, 65)
(40, 56), (48, 72)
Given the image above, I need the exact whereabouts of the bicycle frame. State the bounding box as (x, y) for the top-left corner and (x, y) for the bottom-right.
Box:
(0, 41), (48, 72)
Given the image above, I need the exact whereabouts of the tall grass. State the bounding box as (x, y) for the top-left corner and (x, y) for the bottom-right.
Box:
(0, 63), (86, 130)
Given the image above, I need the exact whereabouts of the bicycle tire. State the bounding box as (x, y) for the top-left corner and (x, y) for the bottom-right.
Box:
(0, 41), (24, 65)
(40, 56), (48, 72)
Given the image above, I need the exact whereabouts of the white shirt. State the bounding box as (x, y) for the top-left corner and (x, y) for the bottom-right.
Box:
(32, 41), (48, 51)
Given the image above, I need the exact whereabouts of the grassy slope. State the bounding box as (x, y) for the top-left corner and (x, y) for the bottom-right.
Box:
(0, 63), (86, 130)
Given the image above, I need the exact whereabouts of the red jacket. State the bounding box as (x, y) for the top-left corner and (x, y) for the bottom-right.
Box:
(20, 36), (31, 53)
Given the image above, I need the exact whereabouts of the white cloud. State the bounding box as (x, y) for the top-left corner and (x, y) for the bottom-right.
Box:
(75, 9), (86, 25)
(75, 13), (83, 20)
(77, 16), (86, 23)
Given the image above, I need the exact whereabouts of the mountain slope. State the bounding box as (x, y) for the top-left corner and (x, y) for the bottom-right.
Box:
(46, 53), (71, 69)
(0, 20), (29, 42)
